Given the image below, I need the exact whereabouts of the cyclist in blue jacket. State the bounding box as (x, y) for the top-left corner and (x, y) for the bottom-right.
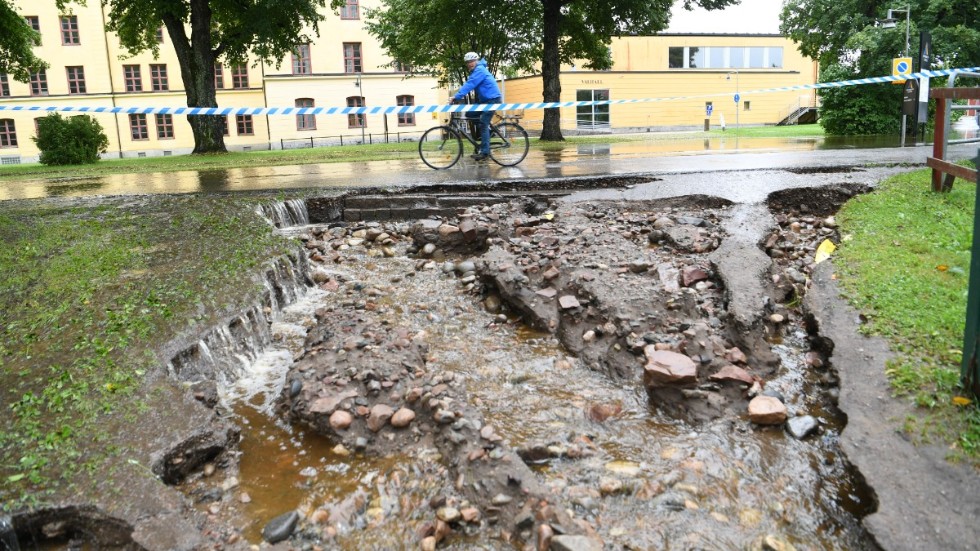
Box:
(451, 52), (502, 161)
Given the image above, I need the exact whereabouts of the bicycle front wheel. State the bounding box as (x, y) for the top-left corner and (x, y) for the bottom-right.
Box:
(489, 123), (529, 167)
(419, 126), (463, 169)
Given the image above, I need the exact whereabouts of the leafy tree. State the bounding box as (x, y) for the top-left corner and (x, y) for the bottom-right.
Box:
(0, 0), (47, 81)
(103, 0), (344, 154)
(780, 0), (980, 135)
(367, 0), (737, 141)
(33, 113), (109, 165)
(365, 0), (541, 89)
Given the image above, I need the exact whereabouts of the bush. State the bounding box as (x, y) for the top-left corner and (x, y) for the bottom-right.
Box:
(817, 63), (904, 136)
(32, 113), (109, 165)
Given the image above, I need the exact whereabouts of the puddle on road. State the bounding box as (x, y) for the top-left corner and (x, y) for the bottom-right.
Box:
(188, 221), (874, 550)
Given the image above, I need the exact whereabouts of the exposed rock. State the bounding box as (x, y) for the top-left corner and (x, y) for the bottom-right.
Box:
(643, 348), (698, 387)
(391, 407), (416, 428)
(748, 396), (788, 425)
(261, 510), (298, 544)
(709, 364), (755, 385)
(786, 415), (819, 439)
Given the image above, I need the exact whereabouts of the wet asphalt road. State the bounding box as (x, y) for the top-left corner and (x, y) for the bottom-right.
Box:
(1, 139), (977, 202)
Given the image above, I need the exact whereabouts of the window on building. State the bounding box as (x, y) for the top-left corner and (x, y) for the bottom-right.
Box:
(709, 47), (725, 69)
(0, 74), (9, 97)
(60, 15), (79, 45)
(343, 43), (362, 73)
(730, 47), (745, 69)
(214, 63), (224, 89)
(220, 116), (229, 136)
(129, 114), (148, 140)
(295, 98), (315, 130)
(768, 47), (783, 68)
(743, 101), (751, 111)
(347, 96), (365, 128)
(0, 119), (16, 147)
(576, 89), (609, 129)
(236, 115), (254, 135)
(688, 47), (704, 69)
(66, 66), (86, 94)
(150, 64), (168, 91)
(293, 44), (311, 75)
(25, 16), (40, 44)
(156, 27), (165, 43)
(340, 0), (359, 19)
(667, 45), (782, 70)
(29, 70), (48, 96)
(123, 65), (142, 92)
(396, 95), (415, 126)
(155, 114), (174, 139)
(231, 64), (248, 88)
(393, 60), (412, 73)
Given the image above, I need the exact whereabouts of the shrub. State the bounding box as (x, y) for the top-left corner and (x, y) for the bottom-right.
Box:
(33, 113), (109, 165)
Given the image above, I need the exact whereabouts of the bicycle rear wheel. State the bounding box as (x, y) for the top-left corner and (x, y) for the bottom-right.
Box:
(489, 122), (530, 167)
(419, 126), (463, 169)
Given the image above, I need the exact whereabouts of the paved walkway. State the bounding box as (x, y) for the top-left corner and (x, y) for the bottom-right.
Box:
(1, 140), (977, 201)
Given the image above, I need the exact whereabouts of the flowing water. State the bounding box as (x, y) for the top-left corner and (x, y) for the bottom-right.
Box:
(183, 200), (876, 549)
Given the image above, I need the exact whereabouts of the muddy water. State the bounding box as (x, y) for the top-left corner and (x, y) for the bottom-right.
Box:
(205, 226), (873, 550)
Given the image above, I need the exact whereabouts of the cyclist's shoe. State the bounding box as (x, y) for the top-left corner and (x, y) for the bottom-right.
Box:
(471, 153), (489, 161)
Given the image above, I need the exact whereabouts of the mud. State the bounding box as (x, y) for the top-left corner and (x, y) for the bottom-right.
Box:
(4, 178), (927, 550)
(250, 186), (874, 549)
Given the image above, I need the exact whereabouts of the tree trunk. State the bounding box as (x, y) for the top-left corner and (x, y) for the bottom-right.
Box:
(540, 0), (564, 141)
(166, 0), (226, 154)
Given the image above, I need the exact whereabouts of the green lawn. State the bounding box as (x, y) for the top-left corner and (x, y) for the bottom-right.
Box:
(0, 194), (296, 509)
(834, 166), (980, 464)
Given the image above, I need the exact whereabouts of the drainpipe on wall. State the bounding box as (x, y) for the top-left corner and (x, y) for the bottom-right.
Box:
(260, 63), (271, 150)
(99, 3), (124, 158)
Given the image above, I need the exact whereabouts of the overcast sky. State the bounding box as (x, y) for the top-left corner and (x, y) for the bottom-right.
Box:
(666, 0), (785, 34)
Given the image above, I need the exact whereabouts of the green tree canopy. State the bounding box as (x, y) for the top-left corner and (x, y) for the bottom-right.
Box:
(102, 0), (342, 154)
(0, 0), (46, 81)
(780, 0), (980, 135)
(366, 0), (737, 141)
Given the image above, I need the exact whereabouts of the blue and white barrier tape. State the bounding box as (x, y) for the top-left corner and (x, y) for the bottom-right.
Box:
(0, 67), (976, 116)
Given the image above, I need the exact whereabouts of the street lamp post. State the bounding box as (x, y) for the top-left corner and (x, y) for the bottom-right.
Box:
(355, 74), (366, 144)
(726, 70), (740, 135)
(881, 5), (911, 144)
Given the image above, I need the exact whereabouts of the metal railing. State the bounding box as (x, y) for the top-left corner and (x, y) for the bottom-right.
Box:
(280, 129), (427, 150)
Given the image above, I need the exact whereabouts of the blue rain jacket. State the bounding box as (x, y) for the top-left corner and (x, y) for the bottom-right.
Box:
(453, 59), (502, 102)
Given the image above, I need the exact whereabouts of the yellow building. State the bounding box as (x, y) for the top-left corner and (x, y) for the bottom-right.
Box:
(502, 34), (819, 133)
(0, 0), (441, 163)
(0, 2), (819, 163)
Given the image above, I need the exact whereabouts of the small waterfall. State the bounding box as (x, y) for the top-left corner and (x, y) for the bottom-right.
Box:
(256, 199), (310, 228)
(166, 247), (313, 387)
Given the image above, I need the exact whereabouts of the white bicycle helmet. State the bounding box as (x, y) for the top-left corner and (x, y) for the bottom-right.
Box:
(463, 52), (479, 62)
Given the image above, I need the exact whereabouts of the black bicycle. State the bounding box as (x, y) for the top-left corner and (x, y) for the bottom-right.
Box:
(418, 110), (530, 169)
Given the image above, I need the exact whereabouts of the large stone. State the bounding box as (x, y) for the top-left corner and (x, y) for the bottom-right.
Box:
(786, 415), (819, 439)
(709, 364), (755, 385)
(367, 404), (394, 432)
(748, 396), (787, 425)
(681, 265), (710, 287)
(261, 510), (299, 544)
(643, 348), (698, 387)
(390, 407), (416, 428)
(329, 410), (353, 430)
